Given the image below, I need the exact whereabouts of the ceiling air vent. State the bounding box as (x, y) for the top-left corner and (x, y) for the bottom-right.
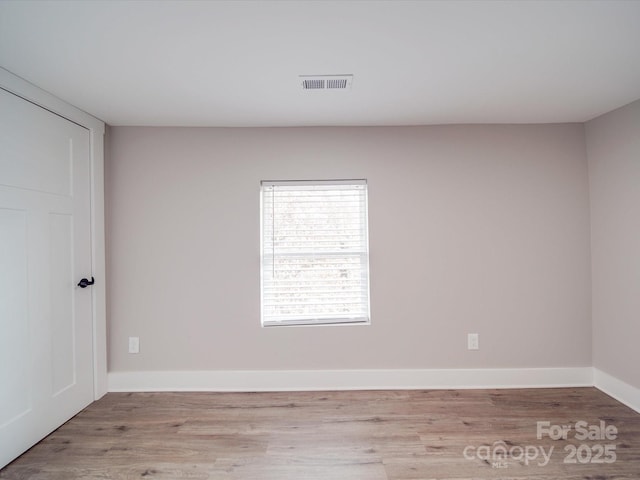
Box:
(300, 74), (353, 90)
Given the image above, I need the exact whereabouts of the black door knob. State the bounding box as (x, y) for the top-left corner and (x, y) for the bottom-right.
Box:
(77, 277), (95, 288)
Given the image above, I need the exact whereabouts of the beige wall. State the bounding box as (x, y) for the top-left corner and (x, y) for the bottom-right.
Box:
(587, 99), (640, 389)
(106, 124), (592, 372)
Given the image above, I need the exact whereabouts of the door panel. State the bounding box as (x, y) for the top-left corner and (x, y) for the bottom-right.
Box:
(0, 88), (94, 468)
(50, 212), (76, 395)
(0, 208), (30, 428)
(0, 94), (73, 196)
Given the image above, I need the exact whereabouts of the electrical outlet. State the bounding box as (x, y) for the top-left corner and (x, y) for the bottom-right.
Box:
(128, 336), (140, 354)
(467, 333), (479, 350)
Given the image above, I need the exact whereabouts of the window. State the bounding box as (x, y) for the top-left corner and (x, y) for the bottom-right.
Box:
(260, 180), (370, 327)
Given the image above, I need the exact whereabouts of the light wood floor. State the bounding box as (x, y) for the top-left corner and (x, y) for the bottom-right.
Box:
(1, 387), (639, 479)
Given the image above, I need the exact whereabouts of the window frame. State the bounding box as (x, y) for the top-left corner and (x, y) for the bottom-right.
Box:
(260, 179), (371, 327)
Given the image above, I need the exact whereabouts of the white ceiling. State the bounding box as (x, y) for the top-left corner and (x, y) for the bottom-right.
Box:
(1, 0), (640, 127)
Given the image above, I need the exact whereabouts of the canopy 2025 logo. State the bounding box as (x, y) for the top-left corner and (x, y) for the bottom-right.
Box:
(462, 420), (618, 469)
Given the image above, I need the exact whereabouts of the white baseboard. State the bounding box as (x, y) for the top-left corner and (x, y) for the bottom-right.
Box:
(594, 369), (640, 413)
(108, 367), (593, 393)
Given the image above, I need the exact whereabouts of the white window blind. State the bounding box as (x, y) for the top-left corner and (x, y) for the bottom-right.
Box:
(260, 180), (370, 326)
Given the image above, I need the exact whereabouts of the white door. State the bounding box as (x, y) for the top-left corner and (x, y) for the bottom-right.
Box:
(0, 88), (94, 468)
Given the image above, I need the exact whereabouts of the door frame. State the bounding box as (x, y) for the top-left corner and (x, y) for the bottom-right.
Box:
(0, 67), (107, 399)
